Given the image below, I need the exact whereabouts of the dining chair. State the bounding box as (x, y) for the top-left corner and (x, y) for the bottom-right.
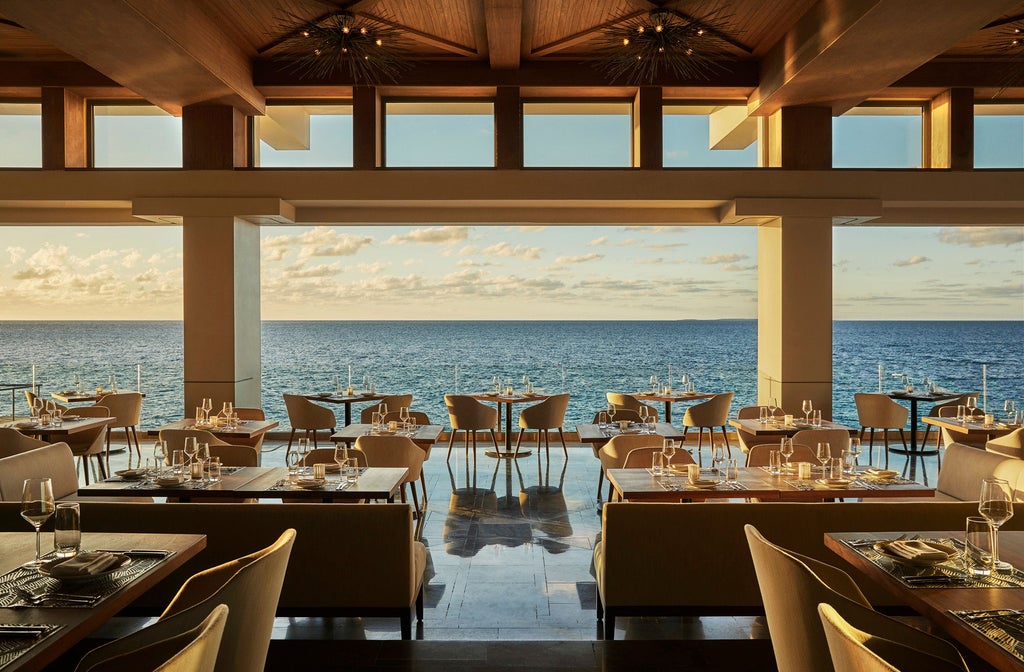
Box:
(605, 393), (659, 421)
(230, 407), (267, 457)
(734, 405), (764, 454)
(791, 429), (851, 456)
(987, 427), (1024, 459)
(621, 445), (695, 470)
(745, 443), (815, 467)
(25, 390), (68, 416)
(817, 603), (968, 672)
(444, 394), (499, 461)
(75, 603), (228, 672)
(0, 427), (47, 459)
(514, 393), (570, 459)
(64, 405), (111, 484)
(591, 408), (643, 424)
(360, 394), (414, 423)
(936, 405), (988, 451)
(745, 524), (967, 672)
(158, 429), (258, 467)
(598, 434), (664, 501)
(282, 394), (336, 461)
(920, 394), (976, 457)
(94, 392), (143, 471)
(356, 434), (427, 514)
(0, 442), (79, 501)
(681, 392), (734, 465)
(853, 393), (908, 469)
(381, 410), (433, 458)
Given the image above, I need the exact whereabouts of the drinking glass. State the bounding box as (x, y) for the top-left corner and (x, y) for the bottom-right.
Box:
(1005, 400), (1016, 415)
(20, 478), (54, 568)
(649, 375), (658, 393)
(334, 445), (349, 479)
(802, 399), (813, 423)
(153, 439), (167, 472)
(638, 405), (649, 429)
(287, 451), (303, 482)
(956, 405), (966, 424)
(607, 405), (616, 424)
(207, 457), (222, 483)
(492, 375), (500, 393)
(379, 403), (389, 418)
(651, 451), (664, 476)
(30, 397), (43, 418)
(109, 374), (117, 392)
(53, 502), (81, 559)
(171, 449), (186, 479)
(598, 411), (608, 429)
(848, 437), (861, 471)
(662, 439), (676, 472)
(724, 459), (739, 487)
(767, 398), (778, 422)
(816, 442), (831, 471)
(183, 437), (198, 478)
(811, 409), (822, 427)
(297, 438), (311, 471)
(966, 396), (978, 418)
(73, 372), (82, 393)
(965, 516), (993, 576)
(828, 457), (844, 480)
(711, 442), (725, 480)
(400, 407), (411, 429)
(759, 406), (769, 424)
(201, 397), (213, 422)
(195, 443), (210, 481)
(979, 478), (1014, 571)
(780, 437), (794, 466)
(221, 401), (233, 417)
(769, 450), (782, 475)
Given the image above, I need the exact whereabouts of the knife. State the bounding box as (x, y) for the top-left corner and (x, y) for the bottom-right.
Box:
(95, 549), (169, 557)
(0, 626), (48, 637)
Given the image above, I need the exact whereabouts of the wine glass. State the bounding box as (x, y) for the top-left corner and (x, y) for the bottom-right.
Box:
(30, 397), (43, 418)
(221, 401), (233, 417)
(638, 405), (649, 430)
(21, 478), (55, 568)
(153, 439), (167, 473)
(767, 398), (778, 422)
(379, 403), (389, 419)
(649, 375), (658, 393)
(848, 438), (861, 473)
(183, 437), (198, 478)
(966, 396), (978, 419)
(73, 372), (82, 394)
(816, 442), (831, 472)
(334, 444), (349, 480)
(363, 374), (371, 392)
(979, 478), (1014, 571)
(802, 399), (813, 424)
(400, 406), (411, 429)
(1005, 400), (1017, 422)
(662, 439), (676, 472)
(607, 405), (616, 425)
(196, 442), (210, 480)
(492, 375), (500, 393)
(108, 374), (116, 392)
(711, 441), (726, 478)
(780, 437), (794, 466)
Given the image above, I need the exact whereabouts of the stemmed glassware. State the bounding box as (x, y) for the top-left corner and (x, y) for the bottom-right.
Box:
(183, 437), (198, 478)
(1005, 400), (1017, 423)
(108, 374), (117, 392)
(711, 441), (726, 478)
(492, 375), (500, 394)
(966, 396), (978, 419)
(400, 406), (411, 430)
(780, 437), (794, 467)
(30, 397), (43, 418)
(638, 405), (649, 431)
(816, 442), (831, 474)
(21, 478), (54, 568)
(649, 375), (658, 393)
(196, 443), (210, 481)
(73, 372), (82, 394)
(662, 439), (676, 473)
(607, 405), (616, 426)
(802, 399), (813, 424)
(979, 478), (1014, 571)
(847, 438), (861, 474)
(201, 398), (213, 424)
(334, 445), (349, 481)
(153, 439), (167, 474)
(767, 398), (778, 423)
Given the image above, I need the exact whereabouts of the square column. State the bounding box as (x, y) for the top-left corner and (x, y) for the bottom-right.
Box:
(758, 216), (833, 418)
(182, 216), (261, 412)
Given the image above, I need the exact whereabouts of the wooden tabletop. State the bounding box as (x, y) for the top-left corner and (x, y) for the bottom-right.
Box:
(632, 391), (715, 403)
(156, 418), (279, 439)
(575, 422), (685, 444)
(826, 531), (1024, 672)
(729, 417), (858, 436)
(12, 416), (116, 437)
(331, 423), (442, 449)
(469, 392), (550, 405)
(50, 391), (146, 404)
(923, 416), (1019, 438)
(302, 392), (387, 404)
(77, 466), (408, 502)
(607, 467), (935, 502)
(885, 390), (960, 403)
(0, 531), (205, 672)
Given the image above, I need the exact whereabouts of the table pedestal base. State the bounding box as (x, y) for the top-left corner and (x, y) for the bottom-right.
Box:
(485, 449), (532, 459)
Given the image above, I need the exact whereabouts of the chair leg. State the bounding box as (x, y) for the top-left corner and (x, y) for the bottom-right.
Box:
(105, 432), (112, 476)
(882, 430), (890, 469)
(488, 429), (500, 453)
(400, 613), (412, 640)
(130, 426), (141, 462)
(513, 430), (525, 459)
(310, 429), (319, 450)
(286, 429), (297, 462)
(597, 469), (605, 503)
(446, 429), (457, 460)
(720, 426), (731, 458)
(399, 483), (407, 504)
(415, 585), (424, 622)
(419, 472), (429, 509)
(96, 456), (106, 480)
(604, 613), (616, 640)
(697, 428), (706, 467)
(557, 427), (568, 457)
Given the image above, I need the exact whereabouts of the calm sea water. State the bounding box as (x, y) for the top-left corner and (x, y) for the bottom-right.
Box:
(1, 320), (1021, 430)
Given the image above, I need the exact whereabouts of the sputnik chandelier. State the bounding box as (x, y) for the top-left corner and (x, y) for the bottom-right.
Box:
(1001, 22), (1024, 90)
(275, 11), (411, 84)
(598, 7), (733, 84)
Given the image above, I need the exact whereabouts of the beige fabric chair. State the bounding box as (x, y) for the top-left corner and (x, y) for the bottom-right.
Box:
(817, 603), (967, 672)
(681, 392), (734, 465)
(854, 393), (908, 470)
(0, 427), (47, 459)
(605, 393), (659, 421)
(229, 407), (266, 457)
(920, 394), (977, 455)
(936, 405), (988, 450)
(159, 429), (257, 467)
(95, 392), (143, 470)
(360, 394), (414, 423)
(282, 394), (336, 461)
(444, 395), (499, 461)
(735, 405), (764, 454)
(745, 443), (816, 467)
(514, 393), (570, 459)
(76, 603), (228, 672)
(745, 524), (967, 672)
(987, 427), (1024, 459)
(598, 434), (664, 501)
(622, 445), (695, 470)
(791, 429), (851, 456)
(0, 442), (78, 500)
(380, 410), (433, 459)
(25, 390), (67, 416)
(65, 405), (110, 484)
(591, 408), (643, 424)
(356, 435), (427, 513)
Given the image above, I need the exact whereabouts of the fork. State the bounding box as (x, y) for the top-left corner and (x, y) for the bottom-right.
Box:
(14, 586), (99, 605)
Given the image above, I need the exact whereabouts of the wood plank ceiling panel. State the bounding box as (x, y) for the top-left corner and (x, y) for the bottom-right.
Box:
(201, 0), (326, 55)
(0, 20), (73, 60)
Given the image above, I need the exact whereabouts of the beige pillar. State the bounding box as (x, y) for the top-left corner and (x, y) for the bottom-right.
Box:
(758, 216), (833, 418)
(182, 216), (261, 412)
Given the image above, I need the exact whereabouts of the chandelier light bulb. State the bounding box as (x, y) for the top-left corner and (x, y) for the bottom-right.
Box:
(302, 30), (310, 37)
(314, 48), (321, 55)
(697, 28), (705, 36)
(655, 24), (663, 32)
(342, 26), (350, 34)
(622, 37), (629, 46)
(360, 27), (368, 35)
(658, 47), (664, 53)
(637, 26), (645, 34)
(376, 38), (383, 46)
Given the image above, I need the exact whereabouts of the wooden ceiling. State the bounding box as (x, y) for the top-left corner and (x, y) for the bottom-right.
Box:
(0, 0), (1022, 111)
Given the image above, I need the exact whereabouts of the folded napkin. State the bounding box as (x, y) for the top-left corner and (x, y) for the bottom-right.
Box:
(49, 552), (123, 578)
(886, 540), (949, 563)
(865, 468), (899, 479)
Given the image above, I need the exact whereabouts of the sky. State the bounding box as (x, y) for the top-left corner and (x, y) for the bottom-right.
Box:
(0, 105), (1021, 320)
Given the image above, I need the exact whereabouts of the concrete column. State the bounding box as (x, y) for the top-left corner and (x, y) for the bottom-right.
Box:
(182, 216), (260, 413)
(758, 216), (833, 418)
(633, 86), (662, 169)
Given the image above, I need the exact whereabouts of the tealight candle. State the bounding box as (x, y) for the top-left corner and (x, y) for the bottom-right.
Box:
(797, 462), (811, 479)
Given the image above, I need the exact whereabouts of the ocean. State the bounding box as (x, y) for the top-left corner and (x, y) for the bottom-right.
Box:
(1, 320), (1021, 430)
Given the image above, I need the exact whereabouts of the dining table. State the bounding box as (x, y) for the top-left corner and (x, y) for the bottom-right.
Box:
(468, 392), (550, 459)
(50, 390), (146, 404)
(922, 415), (1019, 444)
(629, 390), (715, 423)
(76, 465), (408, 503)
(10, 416), (116, 440)
(826, 530), (1024, 672)
(606, 465), (935, 503)
(728, 417), (858, 438)
(885, 390), (960, 455)
(0, 531), (206, 672)
(301, 391), (388, 426)
(155, 417), (279, 441)
(575, 422), (686, 448)
(331, 423), (443, 452)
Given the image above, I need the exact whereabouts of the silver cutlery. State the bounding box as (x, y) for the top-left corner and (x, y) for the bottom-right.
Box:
(0, 625), (48, 637)
(14, 586), (99, 605)
(962, 609), (1024, 621)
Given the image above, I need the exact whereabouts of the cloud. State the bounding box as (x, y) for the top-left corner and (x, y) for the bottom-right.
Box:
(6, 246), (25, 263)
(636, 257), (671, 265)
(642, 241), (687, 250)
(938, 227), (1024, 247)
(456, 259), (497, 268)
(386, 226), (469, 245)
(263, 247), (287, 262)
(588, 236), (637, 247)
(893, 255), (930, 267)
(554, 253), (603, 264)
(122, 250), (142, 268)
(261, 226), (373, 260)
(513, 225), (547, 232)
(624, 226), (689, 234)
(481, 242), (542, 260)
(357, 262), (386, 274)
(588, 236), (608, 246)
(722, 263), (758, 272)
(703, 253), (749, 264)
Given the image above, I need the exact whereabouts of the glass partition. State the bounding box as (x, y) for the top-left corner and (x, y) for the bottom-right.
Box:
(663, 104), (759, 167)
(975, 103), (1024, 168)
(0, 103), (41, 167)
(92, 104), (182, 167)
(833, 105), (923, 168)
(384, 101), (494, 167)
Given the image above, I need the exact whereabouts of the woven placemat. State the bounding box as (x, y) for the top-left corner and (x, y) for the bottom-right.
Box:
(845, 538), (1024, 589)
(951, 611), (1024, 664)
(0, 624), (62, 668)
(0, 553), (170, 608)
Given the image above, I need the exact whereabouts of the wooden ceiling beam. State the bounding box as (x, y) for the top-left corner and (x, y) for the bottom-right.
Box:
(749, 0), (1022, 117)
(0, 0), (264, 115)
(484, 0), (523, 69)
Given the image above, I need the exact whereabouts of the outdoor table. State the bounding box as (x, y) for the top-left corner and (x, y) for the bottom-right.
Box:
(885, 390), (960, 455)
(468, 393), (550, 459)
(0, 531), (205, 672)
(50, 391), (146, 404)
(156, 418), (279, 441)
(606, 466), (935, 503)
(630, 391), (715, 423)
(301, 392), (388, 426)
(77, 465), (407, 503)
(728, 417), (858, 438)
(923, 415), (1018, 444)
(575, 422), (685, 449)
(826, 530), (1024, 672)
(12, 416), (116, 440)
(331, 423), (442, 452)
